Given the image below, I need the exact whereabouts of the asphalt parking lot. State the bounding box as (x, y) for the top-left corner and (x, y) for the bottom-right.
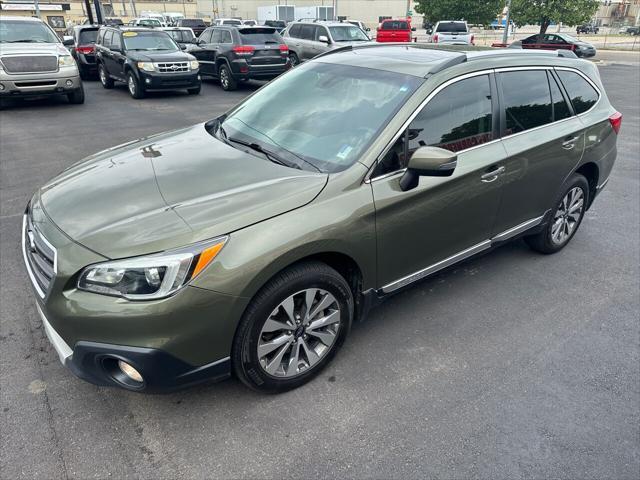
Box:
(1, 52), (639, 479)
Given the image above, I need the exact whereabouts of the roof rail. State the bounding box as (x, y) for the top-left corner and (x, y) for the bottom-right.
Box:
(467, 48), (579, 61)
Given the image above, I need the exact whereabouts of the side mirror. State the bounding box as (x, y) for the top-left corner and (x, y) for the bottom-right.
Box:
(318, 35), (330, 44)
(399, 146), (457, 191)
(366, 27), (371, 32)
(62, 36), (74, 46)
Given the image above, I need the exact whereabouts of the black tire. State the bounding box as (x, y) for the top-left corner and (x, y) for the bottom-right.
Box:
(67, 85), (85, 104)
(218, 64), (237, 91)
(232, 261), (354, 393)
(126, 72), (145, 99)
(98, 63), (114, 89)
(288, 52), (300, 67)
(525, 173), (589, 254)
(187, 85), (201, 95)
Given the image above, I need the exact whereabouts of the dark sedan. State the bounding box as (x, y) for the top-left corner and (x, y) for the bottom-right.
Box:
(513, 33), (596, 58)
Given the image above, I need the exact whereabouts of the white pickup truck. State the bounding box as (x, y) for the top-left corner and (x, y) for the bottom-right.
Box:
(429, 21), (474, 45)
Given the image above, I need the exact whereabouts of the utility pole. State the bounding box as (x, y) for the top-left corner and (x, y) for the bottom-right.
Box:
(34, 0), (41, 18)
(84, 0), (95, 24)
(502, 0), (512, 45)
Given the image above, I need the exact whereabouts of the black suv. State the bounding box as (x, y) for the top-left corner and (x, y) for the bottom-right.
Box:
(189, 26), (289, 91)
(96, 27), (201, 99)
(67, 25), (100, 79)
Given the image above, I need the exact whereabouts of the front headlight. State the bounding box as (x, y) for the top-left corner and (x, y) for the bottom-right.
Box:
(189, 60), (199, 70)
(78, 237), (227, 300)
(137, 62), (156, 72)
(58, 55), (76, 67)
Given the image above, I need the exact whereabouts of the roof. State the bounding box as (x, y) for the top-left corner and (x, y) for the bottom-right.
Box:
(315, 43), (578, 78)
(0, 15), (43, 22)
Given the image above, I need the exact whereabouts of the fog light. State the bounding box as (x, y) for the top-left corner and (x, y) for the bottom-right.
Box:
(0, 83), (4, 91)
(118, 360), (143, 383)
(65, 79), (73, 87)
(145, 78), (151, 84)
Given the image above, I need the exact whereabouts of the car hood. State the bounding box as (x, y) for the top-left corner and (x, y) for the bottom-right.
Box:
(126, 50), (194, 62)
(38, 123), (328, 259)
(0, 42), (69, 56)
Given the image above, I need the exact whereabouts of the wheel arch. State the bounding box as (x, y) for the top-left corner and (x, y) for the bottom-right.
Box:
(575, 162), (599, 209)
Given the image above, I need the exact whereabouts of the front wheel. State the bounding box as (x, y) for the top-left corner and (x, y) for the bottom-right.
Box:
(127, 72), (145, 99)
(525, 173), (589, 254)
(67, 86), (85, 104)
(232, 262), (353, 393)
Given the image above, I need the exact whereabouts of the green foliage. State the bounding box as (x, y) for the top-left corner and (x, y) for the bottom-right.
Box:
(510, 0), (601, 34)
(415, 0), (503, 26)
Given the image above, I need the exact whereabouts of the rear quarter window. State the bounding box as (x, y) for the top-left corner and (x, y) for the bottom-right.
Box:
(557, 70), (600, 114)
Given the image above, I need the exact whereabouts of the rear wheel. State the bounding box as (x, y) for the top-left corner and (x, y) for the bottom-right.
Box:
(218, 64), (237, 91)
(232, 261), (353, 393)
(127, 72), (145, 99)
(525, 173), (589, 254)
(98, 63), (113, 89)
(288, 52), (300, 67)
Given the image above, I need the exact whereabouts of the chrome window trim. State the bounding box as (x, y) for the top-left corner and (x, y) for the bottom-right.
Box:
(365, 65), (602, 184)
(380, 214), (546, 293)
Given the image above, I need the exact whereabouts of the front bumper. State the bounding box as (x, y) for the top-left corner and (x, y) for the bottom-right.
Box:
(137, 70), (200, 91)
(0, 74), (81, 97)
(37, 304), (231, 392)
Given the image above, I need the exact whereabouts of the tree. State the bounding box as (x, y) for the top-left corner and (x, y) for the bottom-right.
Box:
(510, 0), (600, 35)
(414, 0), (503, 27)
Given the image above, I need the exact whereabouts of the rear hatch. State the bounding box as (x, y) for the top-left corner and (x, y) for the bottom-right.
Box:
(77, 28), (99, 63)
(433, 22), (472, 44)
(238, 27), (287, 67)
(376, 20), (411, 42)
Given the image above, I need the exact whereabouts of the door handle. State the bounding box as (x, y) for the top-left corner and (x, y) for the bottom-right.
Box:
(481, 166), (506, 182)
(562, 136), (579, 150)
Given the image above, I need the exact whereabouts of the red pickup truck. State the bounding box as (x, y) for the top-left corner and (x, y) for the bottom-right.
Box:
(376, 19), (414, 43)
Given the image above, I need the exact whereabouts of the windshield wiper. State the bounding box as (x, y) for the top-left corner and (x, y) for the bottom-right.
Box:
(227, 137), (301, 170)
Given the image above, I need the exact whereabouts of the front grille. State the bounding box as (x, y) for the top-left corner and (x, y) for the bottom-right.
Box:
(22, 212), (56, 298)
(15, 80), (57, 87)
(1, 55), (58, 74)
(155, 62), (189, 73)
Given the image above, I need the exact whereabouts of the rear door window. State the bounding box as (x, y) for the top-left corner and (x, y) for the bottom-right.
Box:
(288, 24), (302, 38)
(103, 30), (113, 49)
(300, 24), (315, 40)
(500, 70), (553, 135)
(556, 70), (600, 114)
(211, 29), (222, 43)
(221, 30), (233, 44)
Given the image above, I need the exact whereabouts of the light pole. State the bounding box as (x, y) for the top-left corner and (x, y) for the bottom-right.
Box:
(502, 0), (512, 45)
(34, 0), (41, 18)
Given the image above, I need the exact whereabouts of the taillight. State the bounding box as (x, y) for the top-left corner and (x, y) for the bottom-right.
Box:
(279, 44), (288, 55)
(76, 45), (95, 55)
(232, 45), (255, 56)
(609, 111), (622, 134)
(470, 34), (475, 45)
(433, 34), (438, 43)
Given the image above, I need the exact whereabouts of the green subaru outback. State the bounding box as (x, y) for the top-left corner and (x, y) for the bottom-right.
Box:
(23, 45), (620, 393)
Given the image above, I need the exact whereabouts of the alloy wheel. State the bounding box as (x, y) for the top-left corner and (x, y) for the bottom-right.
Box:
(99, 67), (106, 85)
(551, 186), (584, 245)
(128, 75), (136, 96)
(257, 288), (341, 378)
(220, 68), (229, 89)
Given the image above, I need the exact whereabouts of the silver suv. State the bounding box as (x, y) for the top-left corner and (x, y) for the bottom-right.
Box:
(0, 16), (84, 105)
(282, 20), (369, 65)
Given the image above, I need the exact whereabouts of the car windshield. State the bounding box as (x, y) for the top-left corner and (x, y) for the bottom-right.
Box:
(436, 22), (467, 33)
(329, 26), (368, 42)
(123, 31), (178, 51)
(78, 29), (99, 44)
(0, 20), (59, 43)
(166, 29), (194, 42)
(217, 62), (422, 173)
